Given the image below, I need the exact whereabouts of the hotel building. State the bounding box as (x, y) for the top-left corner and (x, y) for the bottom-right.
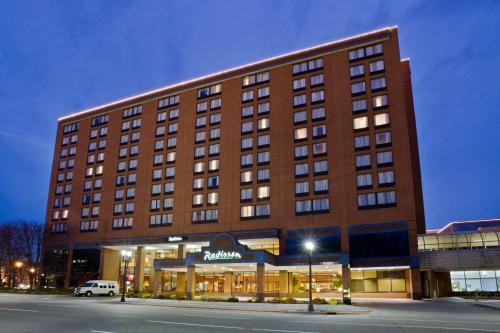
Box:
(43, 26), (425, 300)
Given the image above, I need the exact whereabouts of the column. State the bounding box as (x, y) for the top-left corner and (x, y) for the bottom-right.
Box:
(151, 269), (163, 297)
(186, 265), (196, 299)
(256, 263), (265, 302)
(177, 244), (185, 259)
(63, 248), (73, 289)
(278, 270), (289, 296)
(341, 264), (350, 293)
(409, 267), (422, 300)
(134, 246), (145, 293)
(426, 270), (438, 299)
(224, 272), (233, 296)
(177, 272), (186, 295)
(100, 248), (120, 281)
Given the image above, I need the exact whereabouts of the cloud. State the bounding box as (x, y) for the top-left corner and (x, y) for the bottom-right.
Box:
(0, 125), (51, 149)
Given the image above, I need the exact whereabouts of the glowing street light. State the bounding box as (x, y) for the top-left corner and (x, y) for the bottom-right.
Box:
(120, 250), (132, 303)
(304, 241), (315, 312)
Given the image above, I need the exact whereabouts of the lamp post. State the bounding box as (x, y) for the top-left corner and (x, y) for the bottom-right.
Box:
(13, 261), (23, 288)
(304, 241), (315, 312)
(29, 268), (36, 293)
(120, 250), (132, 302)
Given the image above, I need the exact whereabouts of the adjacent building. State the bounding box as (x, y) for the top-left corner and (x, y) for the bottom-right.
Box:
(42, 26), (426, 300)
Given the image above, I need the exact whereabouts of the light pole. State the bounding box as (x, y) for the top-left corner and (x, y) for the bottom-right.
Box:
(29, 268), (36, 292)
(13, 261), (23, 288)
(120, 250), (132, 302)
(304, 241), (315, 312)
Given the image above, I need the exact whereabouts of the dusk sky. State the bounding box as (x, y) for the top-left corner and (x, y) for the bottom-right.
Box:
(1, 1), (499, 230)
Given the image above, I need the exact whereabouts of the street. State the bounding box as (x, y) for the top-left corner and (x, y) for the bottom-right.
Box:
(1, 294), (500, 333)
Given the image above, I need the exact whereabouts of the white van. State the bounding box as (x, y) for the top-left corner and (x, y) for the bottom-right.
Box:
(74, 280), (119, 297)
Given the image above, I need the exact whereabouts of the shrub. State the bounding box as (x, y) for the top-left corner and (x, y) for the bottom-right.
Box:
(282, 297), (297, 304)
(328, 299), (338, 305)
(227, 296), (239, 302)
(175, 295), (187, 300)
(312, 297), (328, 304)
(142, 293), (151, 299)
(266, 297), (282, 303)
(156, 294), (166, 299)
(342, 297), (351, 305)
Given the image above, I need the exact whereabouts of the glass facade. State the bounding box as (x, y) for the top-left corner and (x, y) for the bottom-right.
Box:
(451, 270), (500, 292)
(351, 269), (406, 293)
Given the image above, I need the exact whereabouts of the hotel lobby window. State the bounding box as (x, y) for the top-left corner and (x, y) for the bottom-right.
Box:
(351, 269), (406, 293)
(232, 272), (256, 293)
(451, 270), (500, 292)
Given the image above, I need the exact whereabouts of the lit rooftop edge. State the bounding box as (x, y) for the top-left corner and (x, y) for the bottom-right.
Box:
(58, 25), (398, 122)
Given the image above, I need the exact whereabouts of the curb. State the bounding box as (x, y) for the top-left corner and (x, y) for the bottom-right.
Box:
(474, 303), (500, 312)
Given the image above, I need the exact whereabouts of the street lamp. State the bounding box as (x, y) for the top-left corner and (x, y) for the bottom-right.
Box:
(304, 241), (315, 312)
(29, 268), (36, 292)
(13, 261), (23, 288)
(120, 250), (132, 303)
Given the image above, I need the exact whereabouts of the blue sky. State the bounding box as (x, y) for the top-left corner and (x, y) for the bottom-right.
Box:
(0, 0), (499, 229)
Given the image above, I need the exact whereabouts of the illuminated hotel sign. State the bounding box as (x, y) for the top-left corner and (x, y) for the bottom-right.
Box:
(203, 250), (242, 261)
(167, 236), (184, 242)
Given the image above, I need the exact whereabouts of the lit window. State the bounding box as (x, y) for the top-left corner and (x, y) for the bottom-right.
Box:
(207, 192), (218, 205)
(353, 116), (368, 130)
(240, 171), (252, 183)
(373, 95), (388, 108)
(374, 113), (390, 127)
(294, 128), (307, 141)
(257, 186), (270, 199)
(208, 159), (219, 171)
(257, 118), (270, 130)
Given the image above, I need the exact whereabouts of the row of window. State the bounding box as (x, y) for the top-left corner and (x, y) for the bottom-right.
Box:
(349, 60), (385, 78)
(357, 171), (395, 188)
(242, 86), (270, 102)
(351, 77), (386, 95)
(358, 190), (396, 208)
(242, 72), (269, 87)
(356, 151), (393, 169)
(293, 74), (324, 91)
(293, 90), (325, 107)
(353, 95), (388, 113)
(348, 43), (383, 61)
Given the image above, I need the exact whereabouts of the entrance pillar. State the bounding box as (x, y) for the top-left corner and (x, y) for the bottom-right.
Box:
(178, 244), (185, 259)
(151, 269), (163, 296)
(426, 270), (438, 299)
(409, 267), (422, 300)
(279, 270), (289, 296)
(63, 248), (73, 289)
(186, 265), (196, 299)
(134, 246), (145, 293)
(224, 272), (233, 296)
(256, 263), (265, 302)
(100, 248), (120, 281)
(341, 264), (350, 292)
(177, 272), (186, 295)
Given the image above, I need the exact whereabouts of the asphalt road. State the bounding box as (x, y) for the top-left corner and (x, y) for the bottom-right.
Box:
(1, 294), (500, 333)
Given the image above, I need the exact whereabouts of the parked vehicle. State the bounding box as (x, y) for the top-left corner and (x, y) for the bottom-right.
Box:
(74, 280), (119, 297)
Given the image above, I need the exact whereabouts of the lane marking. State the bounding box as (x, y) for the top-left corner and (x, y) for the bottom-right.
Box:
(38, 303), (82, 308)
(252, 329), (320, 333)
(373, 317), (500, 325)
(292, 320), (500, 332)
(179, 313), (253, 320)
(0, 307), (38, 313)
(146, 320), (244, 330)
(90, 331), (116, 333)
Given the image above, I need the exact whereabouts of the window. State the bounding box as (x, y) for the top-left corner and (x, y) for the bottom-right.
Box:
(349, 64), (365, 78)
(132, 118), (141, 128)
(377, 151), (393, 166)
(353, 116), (368, 130)
(193, 194), (203, 206)
(97, 140), (106, 149)
(113, 217), (133, 229)
(312, 198), (329, 212)
(209, 144), (220, 156)
(355, 135), (370, 149)
(157, 111), (167, 122)
(257, 86), (270, 98)
(194, 162), (204, 173)
(150, 214), (173, 226)
(195, 131), (206, 143)
(257, 168), (270, 182)
(378, 171), (395, 185)
(371, 77), (387, 91)
(241, 206), (254, 218)
(197, 102), (208, 113)
(294, 128), (307, 141)
(193, 178), (204, 190)
(197, 84), (221, 98)
(121, 121), (130, 131)
(257, 134), (270, 147)
(63, 122), (79, 134)
(242, 90), (254, 102)
(257, 151), (270, 164)
(207, 192), (218, 205)
(99, 127), (108, 136)
(312, 125), (326, 138)
(241, 121), (253, 133)
(312, 142), (327, 155)
(356, 154), (371, 169)
(125, 202), (134, 213)
(157, 95), (179, 108)
(357, 173), (373, 188)
(255, 204), (270, 217)
(130, 145), (139, 155)
(127, 173), (136, 184)
(210, 113), (221, 124)
(310, 74), (324, 86)
(373, 95), (388, 109)
(352, 99), (367, 113)
(295, 181), (309, 195)
(241, 188), (252, 201)
(257, 118), (270, 130)
(369, 60), (385, 73)
(165, 166), (175, 178)
(120, 134), (129, 144)
(152, 168), (162, 179)
(294, 145), (307, 159)
(210, 128), (220, 140)
(51, 223), (67, 234)
(88, 142), (96, 151)
(169, 108), (179, 120)
(196, 116), (206, 127)
(154, 140), (164, 150)
(80, 220), (98, 232)
(210, 98), (221, 109)
(241, 154), (253, 167)
(194, 146), (205, 158)
(208, 159), (219, 171)
(168, 123), (178, 133)
(153, 154), (163, 165)
(115, 189), (124, 200)
(258, 102), (270, 114)
(242, 72), (269, 86)
(164, 182), (175, 193)
(166, 152), (176, 163)
(241, 137), (253, 150)
(164, 198), (174, 209)
(348, 43), (383, 61)
(357, 193), (377, 208)
(293, 94), (306, 106)
(122, 104), (142, 116)
(351, 82), (366, 95)
(294, 110), (307, 124)
(293, 58), (323, 74)
(240, 171), (252, 183)
(314, 179), (328, 193)
(293, 78), (306, 90)
(377, 191), (397, 206)
(374, 113), (390, 127)
(375, 132), (392, 146)
(167, 137), (177, 148)
(312, 107), (325, 121)
(90, 129), (98, 139)
(207, 175), (219, 188)
(242, 105), (253, 117)
(295, 200), (311, 214)
(295, 163), (308, 176)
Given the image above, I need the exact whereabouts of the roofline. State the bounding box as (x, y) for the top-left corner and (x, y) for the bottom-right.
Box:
(436, 218), (500, 234)
(58, 25), (398, 122)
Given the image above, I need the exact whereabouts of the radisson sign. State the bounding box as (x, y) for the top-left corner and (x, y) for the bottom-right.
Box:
(203, 250), (242, 261)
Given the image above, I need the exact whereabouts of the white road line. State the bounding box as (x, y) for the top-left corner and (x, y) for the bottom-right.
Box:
(252, 329), (320, 333)
(292, 320), (500, 332)
(146, 320), (245, 330)
(38, 303), (82, 308)
(372, 317), (500, 325)
(180, 313), (253, 320)
(0, 307), (38, 313)
(90, 330), (116, 333)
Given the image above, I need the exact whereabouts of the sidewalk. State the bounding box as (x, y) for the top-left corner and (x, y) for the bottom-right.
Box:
(107, 297), (371, 314)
